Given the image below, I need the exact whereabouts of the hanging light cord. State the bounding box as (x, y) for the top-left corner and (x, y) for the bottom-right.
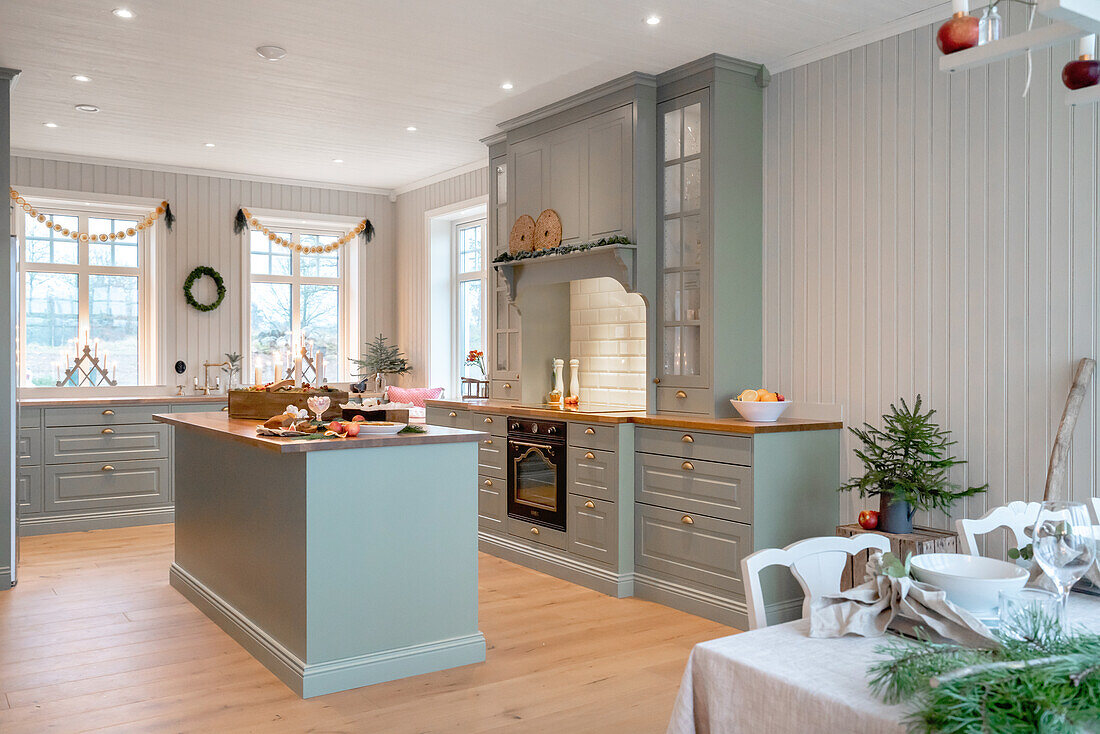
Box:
(1023, 4), (1037, 97)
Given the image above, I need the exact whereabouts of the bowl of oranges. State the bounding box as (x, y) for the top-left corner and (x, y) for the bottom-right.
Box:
(730, 389), (790, 422)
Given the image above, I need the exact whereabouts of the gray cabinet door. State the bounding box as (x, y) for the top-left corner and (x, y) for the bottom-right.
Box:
(477, 436), (506, 479)
(44, 404), (169, 427)
(17, 429), (41, 466)
(511, 142), (547, 227)
(18, 407), (40, 429)
(635, 503), (751, 593)
(471, 413), (507, 436)
(425, 406), (469, 429)
(17, 466), (43, 515)
(478, 474), (505, 533)
(568, 494), (617, 565)
(567, 421), (618, 452)
(44, 458), (170, 513)
(170, 402), (229, 413)
(587, 105), (633, 238)
(507, 516), (568, 551)
(635, 426), (752, 466)
(568, 446), (617, 503)
(635, 452), (752, 523)
(45, 424), (170, 465)
(547, 124), (587, 244)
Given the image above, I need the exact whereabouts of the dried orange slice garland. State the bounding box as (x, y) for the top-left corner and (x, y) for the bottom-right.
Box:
(9, 187), (172, 240)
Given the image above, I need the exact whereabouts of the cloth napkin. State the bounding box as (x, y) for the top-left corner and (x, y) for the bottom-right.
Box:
(809, 552), (999, 648)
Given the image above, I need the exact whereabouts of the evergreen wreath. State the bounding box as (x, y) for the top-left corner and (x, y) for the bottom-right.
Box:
(183, 266), (226, 312)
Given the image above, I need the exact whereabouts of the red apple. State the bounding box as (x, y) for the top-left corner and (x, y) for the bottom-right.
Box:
(858, 510), (880, 530)
(344, 422), (360, 437)
(937, 13), (978, 55)
(1063, 59), (1100, 90)
(327, 420), (345, 434)
(351, 415), (366, 422)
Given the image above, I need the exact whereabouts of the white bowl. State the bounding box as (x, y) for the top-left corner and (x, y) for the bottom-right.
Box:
(729, 399), (791, 422)
(910, 553), (1029, 615)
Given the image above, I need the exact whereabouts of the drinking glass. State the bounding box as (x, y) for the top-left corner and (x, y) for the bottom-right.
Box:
(1032, 501), (1096, 614)
(998, 588), (1064, 639)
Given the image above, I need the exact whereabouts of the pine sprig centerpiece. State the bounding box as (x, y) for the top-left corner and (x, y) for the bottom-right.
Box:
(350, 334), (411, 380)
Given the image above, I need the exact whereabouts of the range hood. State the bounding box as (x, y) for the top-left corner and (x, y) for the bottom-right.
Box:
(492, 244), (637, 302)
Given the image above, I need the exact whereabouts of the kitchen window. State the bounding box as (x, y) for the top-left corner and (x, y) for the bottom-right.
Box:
(15, 198), (157, 387)
(244, 216), (359, 383)
(453, 216), (486, 387)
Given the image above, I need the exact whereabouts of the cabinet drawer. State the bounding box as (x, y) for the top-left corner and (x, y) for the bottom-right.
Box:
(491, 379), (520, 401)
(656, 386), (711, 415)
(44, 404), (168, 428)
(170, 402), (229, 413)
(425, 406), (468, 429)
(568, 446), (617, 503)
(18, 407), (40, 429)
(636, 426), (752, 466)
(477, 436), (506, 478)
(478, 474), (505, 532)
(635, 452), (752, 523)
(472, 412), (507, 436)
(568, 494), (617, 565)
(18, 429), (41, 466)
(17, 466), (43, 515)
(44, 458), (169, 513)
(45, 424), (170, 465)
(635, 504), (751, 593)
(568, 421), (618, 452)
(507, 517), (567, 551)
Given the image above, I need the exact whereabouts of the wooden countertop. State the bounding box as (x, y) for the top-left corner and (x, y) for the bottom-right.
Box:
(20, 394), (228, 408)
(154, 412), (487, 454)
(425, 399), (842, 434)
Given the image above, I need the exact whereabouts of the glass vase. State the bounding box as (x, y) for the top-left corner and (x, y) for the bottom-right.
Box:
(978, 5), (1002, 46)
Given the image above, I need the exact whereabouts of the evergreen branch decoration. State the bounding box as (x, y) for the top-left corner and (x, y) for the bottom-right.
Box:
(492, 235), (633, 264)
(233, 208), (248, 235)
(164, 202), (175, 232)
(360, 219), (375, 243)
(350, 334), (411, 378)
(838, 395), (988, 514)
(183, 266), (226, 313)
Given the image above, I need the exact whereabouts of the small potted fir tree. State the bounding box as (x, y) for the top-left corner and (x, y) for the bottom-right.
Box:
(350, 334), (411, 393)
(839, 395), (987, 534)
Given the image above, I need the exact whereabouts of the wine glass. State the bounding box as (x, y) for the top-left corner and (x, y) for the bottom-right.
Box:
(306, 395), (330, 425)
(1031, 501), (1096, 614)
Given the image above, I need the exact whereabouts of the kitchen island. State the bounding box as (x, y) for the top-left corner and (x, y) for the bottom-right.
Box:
(153, 411), (488, 698)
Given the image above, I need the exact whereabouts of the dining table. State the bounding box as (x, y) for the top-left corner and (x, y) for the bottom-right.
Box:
(667, 593), (1100, 734)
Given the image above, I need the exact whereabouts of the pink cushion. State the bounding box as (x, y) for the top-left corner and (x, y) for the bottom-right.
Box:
(386, 386), (444, 408)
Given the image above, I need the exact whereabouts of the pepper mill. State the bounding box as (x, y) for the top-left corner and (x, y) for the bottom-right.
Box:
(552, 359), (565, 404)
(568, 358), (580, 400)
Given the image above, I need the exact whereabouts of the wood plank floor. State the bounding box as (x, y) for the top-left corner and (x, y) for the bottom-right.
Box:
(0, 524), (736, 733)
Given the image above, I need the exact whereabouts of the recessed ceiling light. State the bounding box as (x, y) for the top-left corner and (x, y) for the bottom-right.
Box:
(112, 7), (135, 19)
(204, 142), (216, 148)
(645, 14), (661, 25)
(72, 74), (91, 83)
(406, 126), (417, 132)
(332, 158), (344, 163)
(256, 45), (288, 62)
(501, 82), (514, 90)
(43, 122), (58, 128)
(74, 104), (100, 113)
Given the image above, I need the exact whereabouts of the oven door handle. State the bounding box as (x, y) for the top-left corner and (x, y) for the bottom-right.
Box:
(508, 439), (557, 452)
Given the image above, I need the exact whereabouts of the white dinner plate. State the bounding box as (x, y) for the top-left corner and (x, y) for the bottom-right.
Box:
(351, 422), (407, 435)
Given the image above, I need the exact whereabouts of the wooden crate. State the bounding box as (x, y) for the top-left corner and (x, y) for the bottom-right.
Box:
(227, 389), (347, 420)
(836, 524), (958, 590)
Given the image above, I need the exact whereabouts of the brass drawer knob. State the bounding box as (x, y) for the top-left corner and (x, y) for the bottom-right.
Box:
(483, 438), (493, 445)
(221, 406), (229, 411)
(584, 427), (595, 435)
(682, 461), (695, 471)
(675, 390), (687, 399)
(102, 409), (115, 416)
(681, 515), (695, 525)
(584, 451), (595, 460)
(584, 500), (595, 509)
(484, 417), (493, 424)
(483, 479), (493, 487)
(530, 527), (540, 535)
(101, 465), (115, 472)
(448, 411), (457, 417)
(503, 383), (512, 389)
(101, 428), (115, 435)
(653, 377), (661, 384)
(681, 434), (694, 443)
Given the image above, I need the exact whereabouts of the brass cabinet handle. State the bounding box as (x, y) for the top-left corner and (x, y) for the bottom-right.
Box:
(221, 406), (229, 411)
(584, 427), (595, 435)
(584, 500), (595, 509)
(682, 461), (695, 471)
(681, 434), (694, 443)
(675, 390), (687, 399)
(653, 377), (661, 384)
(584, 451), (595, 460)
(681, 515), (695, 525)
(484, 417), (493, 424)
(483, 438), (493, 445)
(101, 465), (115, 472)
(102, 409), (115, 416)
(530, 527), (540, 535)
(503, 383), (512, 389)
(483, 479), (493, 487)
(101, 428), (115, 435)
(449, 411), (457, 417)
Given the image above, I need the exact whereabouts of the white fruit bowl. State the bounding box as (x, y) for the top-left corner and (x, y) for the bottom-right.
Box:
(729, 399), (791, 422)
(910, 553), (1028, 616)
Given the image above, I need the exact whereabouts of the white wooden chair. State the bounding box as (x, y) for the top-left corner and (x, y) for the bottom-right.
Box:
(1092, 497), (1100, 524)
(955, 501), (1041, 559)
(740, 534), (892, 631)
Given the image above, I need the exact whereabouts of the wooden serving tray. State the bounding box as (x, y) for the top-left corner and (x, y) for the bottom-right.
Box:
(228, 388), (347, 420)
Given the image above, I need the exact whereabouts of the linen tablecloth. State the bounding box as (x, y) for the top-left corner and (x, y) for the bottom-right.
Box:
(668, 595), (1100, 734)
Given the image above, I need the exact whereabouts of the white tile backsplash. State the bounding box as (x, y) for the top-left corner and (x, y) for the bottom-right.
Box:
(569, 278), (647, 409)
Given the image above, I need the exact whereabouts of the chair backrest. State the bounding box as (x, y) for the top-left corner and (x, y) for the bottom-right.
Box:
(740, 534), (892, 631)
(955, 501), (1041, 560)
(1092, 497), (1100, 524)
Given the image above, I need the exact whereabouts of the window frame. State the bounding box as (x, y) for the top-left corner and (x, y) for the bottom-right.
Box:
(452, 215), (487, 391)
(12, 190), (162, 389)
(240, 209), (361, 383)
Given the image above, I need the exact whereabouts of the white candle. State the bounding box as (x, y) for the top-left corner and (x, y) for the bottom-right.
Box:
(193, 376), (199, 389)
(316, 352), (324, 384)
(294, 356), (303, 387)
(56, 364), (61, 381)
(255, 366), (262, 386)
(94, 340), (98, 357)
(951, 0), (968, 13)
(1080, 34), (1096, 58)
(272, 352), (279, 382)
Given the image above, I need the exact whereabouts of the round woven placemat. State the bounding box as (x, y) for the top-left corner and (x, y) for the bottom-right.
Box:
(533, 209), (562, 251)
(508, 214), (536, 254)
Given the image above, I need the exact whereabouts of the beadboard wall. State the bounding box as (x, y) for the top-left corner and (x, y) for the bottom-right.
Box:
(10, 155), (395, 386)
(762, 6), (1099, 545)
(569, 278), (646, 408)
(394, 166), (488, 387)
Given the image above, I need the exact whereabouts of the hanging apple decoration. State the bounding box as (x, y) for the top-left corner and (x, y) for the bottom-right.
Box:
(937, 12), (979, 55)
(1063, 36), (1099, 90)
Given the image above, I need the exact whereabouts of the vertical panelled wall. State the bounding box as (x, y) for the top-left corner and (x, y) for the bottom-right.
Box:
(394, 167), (488, 387)
(763, 7), (1099, 542)
(11, 156), (394, 383)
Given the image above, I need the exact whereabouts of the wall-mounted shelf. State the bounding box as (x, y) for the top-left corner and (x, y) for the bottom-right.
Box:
(492, 244), (637, 302)
(939, 21), (1083, 73)
(1066, 83), (1100, 104)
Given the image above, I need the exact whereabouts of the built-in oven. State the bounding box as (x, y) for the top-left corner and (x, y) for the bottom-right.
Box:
(507, 417), (567, 532)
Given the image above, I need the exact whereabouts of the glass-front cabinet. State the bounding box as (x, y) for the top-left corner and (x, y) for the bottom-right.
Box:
(489, 152), (521, 397)
(657, 90), (710, 394)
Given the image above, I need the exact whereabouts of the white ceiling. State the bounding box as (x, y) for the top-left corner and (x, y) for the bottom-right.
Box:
(1, 1), (947, 191)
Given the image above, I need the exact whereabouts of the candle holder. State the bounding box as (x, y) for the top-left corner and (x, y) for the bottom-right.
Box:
(57, 343), (117, 387)
(283, 345), (326, 385)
